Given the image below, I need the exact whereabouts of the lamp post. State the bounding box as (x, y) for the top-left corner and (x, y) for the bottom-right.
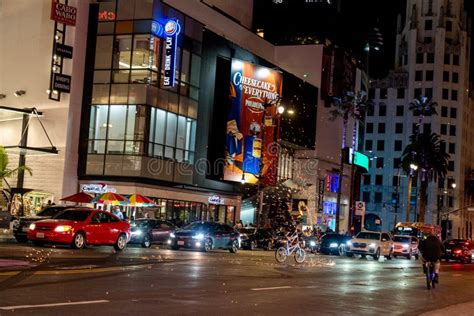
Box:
(405, 163), (418, 221)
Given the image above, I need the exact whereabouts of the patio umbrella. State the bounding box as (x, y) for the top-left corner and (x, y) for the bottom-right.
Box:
(60, 192), (93, 204)
(92, 192), (129, 205)
(128, 194), (156, 206)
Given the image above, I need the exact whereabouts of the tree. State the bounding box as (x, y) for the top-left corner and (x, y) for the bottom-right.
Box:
(408, 95), (438, 132)
(0, 145), (32, 204)
(329, 91), (372, 233)
(401, 133), (449, 223)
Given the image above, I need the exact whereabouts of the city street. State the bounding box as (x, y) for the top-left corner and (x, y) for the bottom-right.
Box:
(1, 243), (474, 315)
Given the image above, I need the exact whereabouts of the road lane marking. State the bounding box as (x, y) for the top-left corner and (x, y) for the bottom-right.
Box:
(0, 271), (20, 276)
(251, 286), (293, 291)
(0, 300), (109, 310)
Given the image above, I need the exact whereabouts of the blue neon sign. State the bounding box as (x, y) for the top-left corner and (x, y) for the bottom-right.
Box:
(163, 19), (181, 87)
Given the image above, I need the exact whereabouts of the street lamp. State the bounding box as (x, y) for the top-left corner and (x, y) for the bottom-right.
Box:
(405, 164), (418, 221)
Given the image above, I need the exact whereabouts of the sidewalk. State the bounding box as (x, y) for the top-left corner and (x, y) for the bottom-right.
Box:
(420, 301), (474, 316)
(0, 228), (15, 242)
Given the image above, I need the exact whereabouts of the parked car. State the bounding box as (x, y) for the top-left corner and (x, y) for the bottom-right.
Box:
(442, 239), (473, 263)
(238, 227), (274, 250)
(13, 205), (79, 243)
(392, 235), (419, 259)
(27, 209), (131, 251)
(346, 231), (394, 260)
(170, 221), (240, 253)
(319, 233), (352, 256)
(129, 219), (175, 248)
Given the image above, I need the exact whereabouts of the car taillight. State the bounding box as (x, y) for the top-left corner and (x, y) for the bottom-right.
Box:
(454, 249), (462, 254)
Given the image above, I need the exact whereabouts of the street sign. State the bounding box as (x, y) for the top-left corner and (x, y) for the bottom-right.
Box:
(55, 43), (73, 59)
(53, 73), (71, 93)
(50, 1), (77, 26)
(355, 201), (365, 216)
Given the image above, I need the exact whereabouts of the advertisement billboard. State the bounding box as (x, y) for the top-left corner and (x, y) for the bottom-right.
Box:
(225, 59), (283, 184)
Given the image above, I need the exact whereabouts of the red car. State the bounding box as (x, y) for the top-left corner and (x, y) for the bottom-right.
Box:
(27, 209), (131, 251)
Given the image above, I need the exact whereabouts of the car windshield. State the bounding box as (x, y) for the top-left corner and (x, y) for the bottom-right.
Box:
(393, 236), (411, 243)
(54, 210), (91, 222)
(184, 222), (216, 232)
(238, 228), (255, 234)
(322, 234), (340, 241)
(132, 220), (153, 227)
(356, 232), (380, 240)
(38, 207), (67, 217)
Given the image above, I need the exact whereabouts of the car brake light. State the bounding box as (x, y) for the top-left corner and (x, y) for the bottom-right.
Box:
(454, 249), (462, 254)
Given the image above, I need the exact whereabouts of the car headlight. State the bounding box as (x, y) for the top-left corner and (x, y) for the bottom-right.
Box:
(402, 243), (409, 248)
(329, 242), (338, 248)
(170, 232), (176, 238)
(310, 241), (316, 247)
(54, 225), (72, 233)
(369, 243), (376, 248)
(346, 241), (352, 246)
(132, 230), (142, 236)
(192, 233), (204, 240)
(29, 223), (36, 230)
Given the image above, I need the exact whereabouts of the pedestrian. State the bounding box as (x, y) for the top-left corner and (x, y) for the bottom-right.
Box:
(234, 220), (243, 229)
(112, 207), (124, 220)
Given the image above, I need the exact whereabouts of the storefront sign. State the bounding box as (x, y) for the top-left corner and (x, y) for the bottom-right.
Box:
(325, 174), (339, 193)
(81, 184), (116, 194)
(50, 1), (77, 26)
(53, 73), (71, 93)
(355, 201), (365, 216)
(225, 59), (283, 184)
(163, 19), (181, 87)
(323, 201), (337, 216)
(55, 43), (73, 59)
(98, 10), (116, 21)
(317, 178), (325, 213)
(208, 195), (224, 205)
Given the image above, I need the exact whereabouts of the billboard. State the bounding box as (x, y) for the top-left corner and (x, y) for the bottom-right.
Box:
(225, 59), (283, 184)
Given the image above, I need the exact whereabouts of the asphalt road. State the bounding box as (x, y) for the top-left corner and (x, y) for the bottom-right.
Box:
(0, 243), (474, 316)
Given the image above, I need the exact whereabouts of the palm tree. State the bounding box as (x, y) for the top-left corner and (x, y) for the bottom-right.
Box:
(409, 95), (438, 133)
(0, 146), (32, 207)
(329, 91), (372, 233)
(401, 133), (449, 223)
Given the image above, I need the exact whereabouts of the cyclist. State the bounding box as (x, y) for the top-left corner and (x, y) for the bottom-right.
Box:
(418, 233), (444, 283)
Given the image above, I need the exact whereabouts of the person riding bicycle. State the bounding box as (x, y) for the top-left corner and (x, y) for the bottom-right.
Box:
(418, 233), (444, 283)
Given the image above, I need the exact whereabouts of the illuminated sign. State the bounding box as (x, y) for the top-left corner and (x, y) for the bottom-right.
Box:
(323, 201), (337, 215)
(163, 20), (181, 87)
(55, 43), (73, 59)
(325, 174), (339, 193)
(208, 195), (224, 205)
(50, 1), (77, 26)
(354, 151), (369, 171)
(81, 184), (116, 194)
(98, 10), (116, 21)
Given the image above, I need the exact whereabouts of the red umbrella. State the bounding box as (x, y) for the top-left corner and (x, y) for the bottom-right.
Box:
(60, 192), (94, 204)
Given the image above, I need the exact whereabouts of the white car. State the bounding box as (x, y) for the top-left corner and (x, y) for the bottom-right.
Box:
(346, 231), (394, 260)
(392, 235), (419, 259)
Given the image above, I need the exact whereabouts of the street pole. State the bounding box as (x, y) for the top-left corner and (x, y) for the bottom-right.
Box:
(405, 175), (412, 222)
(394, 167), (401, 225)
(335, 147), (344, 234)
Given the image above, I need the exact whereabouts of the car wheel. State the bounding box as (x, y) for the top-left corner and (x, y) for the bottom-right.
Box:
(33, 240), (44, 247)
(72, 232), (85, 249)
(338, 245), (346, 256)
(15, 236), (28, 243)
(202, 238), (212, 252)
(373, 248), (380, 260)
(385, 248), (393, 260)
(230, 240), (239, 253)
(346, 252), (354, 257)
(142, 235), (152, 248)
(114, 233), (127, 251)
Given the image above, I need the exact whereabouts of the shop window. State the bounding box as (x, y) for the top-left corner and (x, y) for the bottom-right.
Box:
(443, 71), (449, 82)
(365, 139), (373, 151)
(378, 123), (385, 134)
(450, 108), (457, 119)
(375, 175), (383, 185)
(452, 72), (459, 83)
(113, 35), (133, 69)
(92, 84), (110, 104)
(441, 106), (448, 117)
(396, 105), (404, 116)
(394, 140), (402, 151)
(180, 49), (191, 83)
(425, 70), (434, 81)
(95, 36), (114, 69)
(397, 88), (405, 99)
(395, 123), (403, 134)
(94, 71), (111, 84)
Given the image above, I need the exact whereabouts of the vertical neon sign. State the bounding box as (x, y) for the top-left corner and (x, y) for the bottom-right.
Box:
(163, 19), (181, 87)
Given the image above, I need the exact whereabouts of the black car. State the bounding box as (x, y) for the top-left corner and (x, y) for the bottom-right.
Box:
(319, 233), (352, 256)
(239, 228), (274, 250)
(170, 222), (240, 253)
(13, 206), (77, 243)
(129, 219), (175, 248)
(442, 239), (473, 263)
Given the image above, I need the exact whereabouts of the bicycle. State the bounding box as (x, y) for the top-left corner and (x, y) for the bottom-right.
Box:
(275, 231), (306, 264)
(424, 261), (437, 290)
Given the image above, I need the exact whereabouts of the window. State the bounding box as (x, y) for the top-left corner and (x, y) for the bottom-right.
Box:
(440, 141), (446, 153)
(450, 108), (457, 119)
(415, 71), (423, 81)
(449, 143), (455, 154)
(438, 178), (445, 189)
(380, 89), (388, 99)
(374, 192), (383, 203)
(452, 72), (459, 83)
(395, 123), (403, 134)
(366, 123), (374, 133)
(427, 53), (434, 63)
(376, 157), (384, 168)
(379, 105), (386, 116)
(453, 55), (459, 66)
(397, 88), (405, 99)
(375, 175), (383, 185)
(366, 106), (374, 116)
(425, 70), (434, 81)
(392, 176), (399, 187)
(396, 105), (404, 116)
(425, 88), (433, 98)
(450, 125), (456, 136)
(393, 157), (401, 168)
(425, 20), (433, 30)
(441, 106), (448, 117)
(363, 175), (371, 185)
(414, 88), (422, 98)
(369, 89), (375, 100)
(451, 90), (458, 101)
(394, 140), (402, 151)
(378, 123), (385, 133)
(363, 191), (371, 203)
(448, 161), (455, 172)
(441, 124), (447, 135)
(377, 140), (385, 151)
(442, 89), (449, 100)
(416, 53), (424, 63)
(446, 20), (452, 32)
(365, 139), (373, 151)
(444, 54), (450, 64)
(443, 71), (449, 82)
